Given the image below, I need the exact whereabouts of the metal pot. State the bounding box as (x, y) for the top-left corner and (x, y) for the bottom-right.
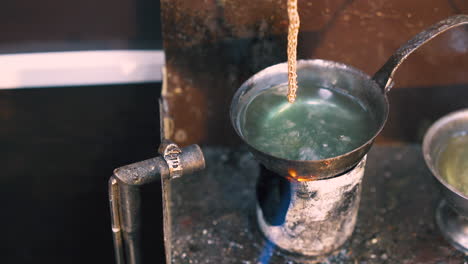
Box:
(231, 15), (468, 179)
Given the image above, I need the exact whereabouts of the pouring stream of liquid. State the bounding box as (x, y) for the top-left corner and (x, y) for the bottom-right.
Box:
(287, 0), (300, 103)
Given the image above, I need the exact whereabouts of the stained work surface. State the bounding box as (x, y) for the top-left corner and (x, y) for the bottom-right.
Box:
(161, 0), (468, 146)
(168, 146), (465, 263)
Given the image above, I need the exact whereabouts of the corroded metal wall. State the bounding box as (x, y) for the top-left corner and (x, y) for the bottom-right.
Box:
(161, 0), (468, 146)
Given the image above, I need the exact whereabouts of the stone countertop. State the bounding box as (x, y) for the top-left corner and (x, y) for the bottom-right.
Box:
(167, 145), (466, 263)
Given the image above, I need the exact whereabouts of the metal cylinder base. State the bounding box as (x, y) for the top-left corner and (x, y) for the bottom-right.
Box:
(256, 156), (366, 257)
(436, 200), (468, 254)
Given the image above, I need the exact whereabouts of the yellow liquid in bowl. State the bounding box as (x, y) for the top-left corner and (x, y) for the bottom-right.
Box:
(438, 133), (468, 196)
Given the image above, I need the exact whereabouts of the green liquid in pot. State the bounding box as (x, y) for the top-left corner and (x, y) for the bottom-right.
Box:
(437, 133), (468, 196)
(241, 83), (378, 160)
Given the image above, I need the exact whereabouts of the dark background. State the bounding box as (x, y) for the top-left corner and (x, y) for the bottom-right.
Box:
(0, 0), (162, 53)
(0, 0), (165, 263)
(0, 84), (164, 263)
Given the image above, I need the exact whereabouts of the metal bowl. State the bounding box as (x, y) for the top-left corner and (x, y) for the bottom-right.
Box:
(423, 108), (468, 253)
(423, 108), (468, 216)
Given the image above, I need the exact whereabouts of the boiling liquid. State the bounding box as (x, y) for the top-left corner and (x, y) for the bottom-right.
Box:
(242, 84), (378, 160)
(437, 133), (468, 196)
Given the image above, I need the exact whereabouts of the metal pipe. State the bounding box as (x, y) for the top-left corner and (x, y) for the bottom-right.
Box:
(113, 156), (170, 186)
(119, 183), (142, 264)
(110, 156), (170, 263)
(108, 143), (205, 264)
(109, 177), (125, 264)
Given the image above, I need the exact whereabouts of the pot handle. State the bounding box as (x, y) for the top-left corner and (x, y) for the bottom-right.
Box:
(373, 15), (468, 93)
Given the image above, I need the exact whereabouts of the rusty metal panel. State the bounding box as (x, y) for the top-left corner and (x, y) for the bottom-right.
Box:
(161, 0), (468, 146)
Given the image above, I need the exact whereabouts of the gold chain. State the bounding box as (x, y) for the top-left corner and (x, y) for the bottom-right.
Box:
(287, 0), (300, 103)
